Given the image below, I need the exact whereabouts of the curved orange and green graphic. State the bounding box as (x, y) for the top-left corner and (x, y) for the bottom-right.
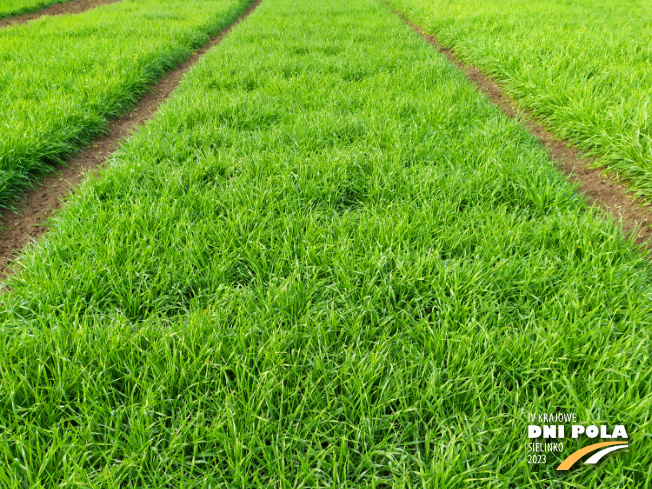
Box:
(556, 442), (629, 470)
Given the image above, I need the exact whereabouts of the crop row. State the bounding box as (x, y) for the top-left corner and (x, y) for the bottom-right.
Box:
(1, 0), (651, 486)
(0, 0), (251, 208)
(0, 0), (67, 19)
(386, 0), (652, 200)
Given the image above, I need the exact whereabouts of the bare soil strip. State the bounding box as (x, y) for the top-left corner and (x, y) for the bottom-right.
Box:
(0, 0), (121, 28)
(0, 0), (262, 279)
(390, 8), (652, 251)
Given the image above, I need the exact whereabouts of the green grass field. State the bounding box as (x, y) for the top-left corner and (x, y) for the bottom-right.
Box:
(0, 0), (250, 209)
(1, 0), (650, 486)
(0, 0), (67, 19)
(386, 0), (652, 201)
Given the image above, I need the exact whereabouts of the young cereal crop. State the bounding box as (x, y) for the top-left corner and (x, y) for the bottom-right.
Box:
(0, 0), (68, 19)
(386, 0), (652, 200)
(0, 0), (651, 487)
(0, 0), (251, 208)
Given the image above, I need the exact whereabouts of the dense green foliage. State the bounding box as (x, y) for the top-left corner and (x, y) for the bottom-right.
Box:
(0, 0), (249, 208)
(386, 0), (652, 200)
(1, 0), (651, 486)
(0, 0), (66, 19)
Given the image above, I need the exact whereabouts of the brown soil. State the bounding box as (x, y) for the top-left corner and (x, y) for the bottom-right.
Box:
(390, 9), (652, 252)
(0, 0), (262, 280)
(0, 0), (121, 28)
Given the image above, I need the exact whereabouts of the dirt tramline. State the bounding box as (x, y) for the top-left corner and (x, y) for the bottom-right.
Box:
(0, 0), (119, 28)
